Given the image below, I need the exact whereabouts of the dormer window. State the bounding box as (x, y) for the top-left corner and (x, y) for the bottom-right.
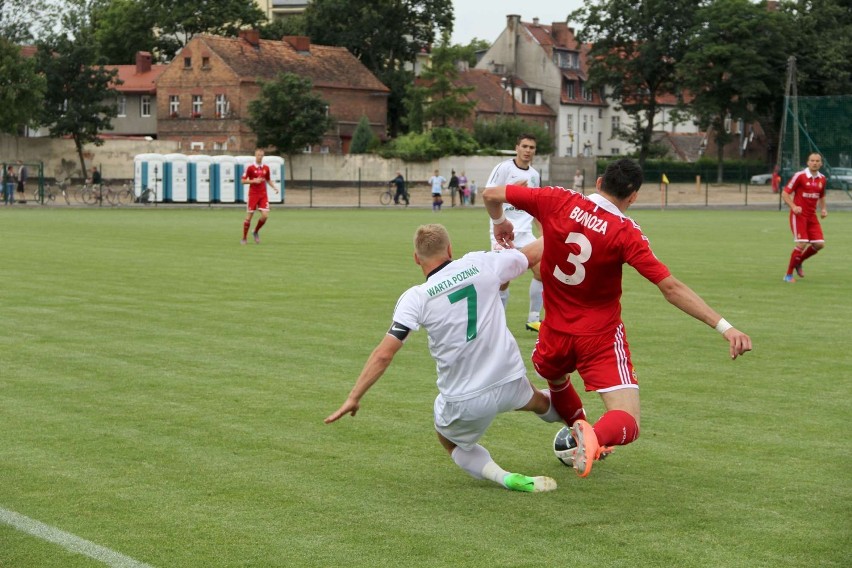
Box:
(521, 89), (540, 105)
(553, 49), (578, 70)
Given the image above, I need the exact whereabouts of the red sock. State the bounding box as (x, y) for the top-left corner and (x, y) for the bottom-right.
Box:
(254, 217), (267, 233)
(786, 248), (803, 276)
(593, 409), (639, 447)
(800, 246), (818, 262)
(546, 380), (586, 425)
(242, 219), (251, 239)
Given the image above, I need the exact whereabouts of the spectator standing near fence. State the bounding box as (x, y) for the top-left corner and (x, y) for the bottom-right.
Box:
(469, 180), (478, 206)
(448, 170), (460, 207)
(782, 152), (828, 282)
(573, 169), (584, 192)
(16, 160), (27, 203)
(4, 165), (16, 205)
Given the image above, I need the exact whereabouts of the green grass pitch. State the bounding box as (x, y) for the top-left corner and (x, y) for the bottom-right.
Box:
(0, 206), (849, 567)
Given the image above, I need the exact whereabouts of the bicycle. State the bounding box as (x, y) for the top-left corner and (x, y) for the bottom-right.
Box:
(381, 183), (409, 206)
(136, 185), (157, 205)
(31, 180), (70, 205)
(104, 182), (135, 206)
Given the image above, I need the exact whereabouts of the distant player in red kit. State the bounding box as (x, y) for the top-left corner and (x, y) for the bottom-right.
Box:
(482, 158), (752, 478)
(781, 152), (828, 282)
(241, 148), (279, 245)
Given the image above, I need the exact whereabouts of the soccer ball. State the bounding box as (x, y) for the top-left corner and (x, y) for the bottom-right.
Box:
(553, 426), (577, 467)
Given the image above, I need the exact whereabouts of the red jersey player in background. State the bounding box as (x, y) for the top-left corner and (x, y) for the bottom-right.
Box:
(781, 152), (828, 282)
(482, 158), (752, 478)
(241, 148), (279, 245)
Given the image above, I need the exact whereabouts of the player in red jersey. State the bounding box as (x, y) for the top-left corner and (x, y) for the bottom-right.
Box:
(482, 158), (752, 478)
(240, 148), (279, 245)
(781, 152), (828, 282)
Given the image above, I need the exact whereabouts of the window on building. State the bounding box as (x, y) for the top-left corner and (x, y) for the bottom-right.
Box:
(582, 115), (588, 133)
(552, 49), (577, 69)
(169, 95), (180, 117)
(183, 57), (191, 69)
(202, 56), (210, 68)
(611, 116), (621, 135)
(590, 115), (595, 134)
(566, 114), (573, 133)
(192, 95), (203, 117)
(320, 146), (330, 154)
(117, 96), (126, 117)
(303, 144), (312, 153)
(581, 83), (593, 101)
(140, 96), (151, 117)
(724, 114), (732, 133)
(566, 81), (575, 99)
(215, 94), (229, 118)
(598, 132), (602, 149)
(190, 142), (204, 151)
(611, 148), (621, 155)
(521, 89), (539, 105)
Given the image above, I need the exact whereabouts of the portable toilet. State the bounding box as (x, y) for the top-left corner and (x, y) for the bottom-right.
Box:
(262, 155), (285, 204)
(134, 153), (163, 199)
(162, 153), (188, 202)
(188, 155), (212, 203)
(212, 155), (237, 203)
(234, 155), (255, 203)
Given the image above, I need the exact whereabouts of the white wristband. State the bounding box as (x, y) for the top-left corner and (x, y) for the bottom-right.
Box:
(491, 214), (507, 225)
(715, 318), (733, 334)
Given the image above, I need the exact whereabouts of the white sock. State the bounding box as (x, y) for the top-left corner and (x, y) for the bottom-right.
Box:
(535, 389), (563, 423)
(528, 279), (543, 321)
(452, 444), (508, 485)
(499, 288), (509, 309)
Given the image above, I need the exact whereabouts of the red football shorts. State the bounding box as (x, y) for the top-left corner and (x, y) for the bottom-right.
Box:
(532, 322), (638, 392)
(789, 213), (824, 243)
(247, 189), (269, 212)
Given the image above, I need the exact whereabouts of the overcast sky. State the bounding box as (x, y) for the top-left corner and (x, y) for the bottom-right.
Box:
(451, 0), (586, 46)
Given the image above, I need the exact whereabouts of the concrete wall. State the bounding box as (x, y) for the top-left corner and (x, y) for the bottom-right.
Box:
(1, 134), (592, 186)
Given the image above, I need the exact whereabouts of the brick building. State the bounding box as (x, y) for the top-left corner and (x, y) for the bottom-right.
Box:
(155, 30), (390, 154)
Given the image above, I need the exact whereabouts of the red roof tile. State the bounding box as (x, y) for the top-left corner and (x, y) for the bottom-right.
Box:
(106, 64), (167, 94)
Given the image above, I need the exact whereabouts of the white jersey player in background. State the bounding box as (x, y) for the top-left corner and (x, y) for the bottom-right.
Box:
(486, 134), (544, 332)
(325, 224), (564, 493)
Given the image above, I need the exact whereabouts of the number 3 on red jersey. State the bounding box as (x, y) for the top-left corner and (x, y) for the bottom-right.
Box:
(553, 232), (592, 285)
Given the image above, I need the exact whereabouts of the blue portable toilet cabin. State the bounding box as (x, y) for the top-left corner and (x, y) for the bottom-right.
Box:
(212, 155), (237, 203)
(234, 155), (255, 203)
(163, 153), (189, 202)
(134, 153), (163, 200)
(187, 155), (212, 203)
(262, 155), (285, 204)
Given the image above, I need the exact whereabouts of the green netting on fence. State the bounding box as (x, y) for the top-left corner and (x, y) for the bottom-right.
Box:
(779, 95), (852, 184)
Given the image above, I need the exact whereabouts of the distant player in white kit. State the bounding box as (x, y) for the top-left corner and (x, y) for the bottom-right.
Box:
(486, 134), (544, 332)
(325, 224), (564, 493)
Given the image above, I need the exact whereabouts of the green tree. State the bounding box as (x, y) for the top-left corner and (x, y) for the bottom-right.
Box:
(91, 0), (159, 63)
(0, 38), (46, 134)
(571, 0), (701, 166)
(677, 0), (786, 181)
(150, 0), (266, 55)
(781, 0), (852, 96)
(349, 116), (377, 154)
(416, 37), (475, 128)
(473, 118), (554, 155)
(259, 15), (307, 40)
(303, 0), (454, 136)
(246, 72), (333, 160)
(35, 18), (121, 177)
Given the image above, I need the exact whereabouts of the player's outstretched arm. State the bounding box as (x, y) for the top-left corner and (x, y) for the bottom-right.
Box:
(518, 237), (543, 268)
(656, 275), (752, 360)
(324, 334), (403, 424)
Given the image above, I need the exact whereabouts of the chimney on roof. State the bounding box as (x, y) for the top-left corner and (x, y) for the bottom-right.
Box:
(532, 17), (540, 26)
(507, 14), (521, 33)
(551, 21), (572, 47)
(239, 29), (261, 48)
(135, 51), (152, 74)
(284, 36), (311, 53)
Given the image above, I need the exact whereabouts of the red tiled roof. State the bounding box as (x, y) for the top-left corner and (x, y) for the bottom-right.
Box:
(454, 69), (555, 118)
(106, 64), (167, 94)
(195, 34), (389, 93)
(19, 45), (37, 58)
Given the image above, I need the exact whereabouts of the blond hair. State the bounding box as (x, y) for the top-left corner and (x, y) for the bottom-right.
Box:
(414, 224), (450, 259)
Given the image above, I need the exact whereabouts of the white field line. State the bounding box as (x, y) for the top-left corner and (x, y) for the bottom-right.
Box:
(0, 506), (155, 568)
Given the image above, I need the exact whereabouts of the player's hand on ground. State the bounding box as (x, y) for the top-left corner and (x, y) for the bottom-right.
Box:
(722, 328), (752, 360)
(324, 398), (360, 424)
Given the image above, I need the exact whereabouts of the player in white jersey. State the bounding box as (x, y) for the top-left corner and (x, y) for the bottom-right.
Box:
(486, 134), (544, 332)
(325, 224), (563, 493)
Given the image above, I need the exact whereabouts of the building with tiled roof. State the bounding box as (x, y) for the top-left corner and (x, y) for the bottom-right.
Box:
(155, 30), (390, 154)
(104, 52), (168, 138)
(476, 15), (700, 158)
(448, 68), (556, 133)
